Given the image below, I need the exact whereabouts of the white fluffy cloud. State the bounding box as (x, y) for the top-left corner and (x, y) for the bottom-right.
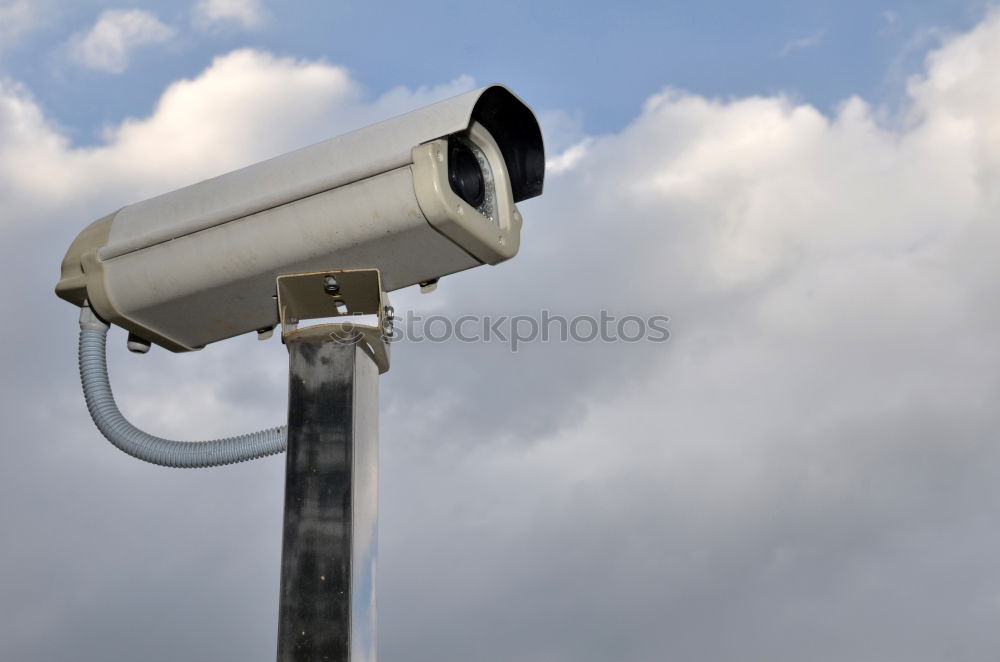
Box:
(2, 9), (1000, 662)
(192, 0), (267, 31)
(377, 13), (1000, 659)
(0, 49), (473, 224)
(70, 9), (176, 74)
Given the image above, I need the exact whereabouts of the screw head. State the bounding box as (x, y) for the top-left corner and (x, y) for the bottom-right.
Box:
(323, 275), (340, 293)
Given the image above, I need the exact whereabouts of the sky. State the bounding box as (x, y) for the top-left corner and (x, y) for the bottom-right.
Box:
(2, 1), (1000, 660)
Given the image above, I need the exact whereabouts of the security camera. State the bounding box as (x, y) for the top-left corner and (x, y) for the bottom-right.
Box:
(55, 85), (544, 352)
(58, 86), (545, 657)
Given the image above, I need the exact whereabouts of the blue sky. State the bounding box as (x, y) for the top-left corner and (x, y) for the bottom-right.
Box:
(4, 2), (1000, 661)
(2, 0), (994, 144)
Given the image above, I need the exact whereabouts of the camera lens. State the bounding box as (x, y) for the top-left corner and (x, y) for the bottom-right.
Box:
(448, 137), (485, 208)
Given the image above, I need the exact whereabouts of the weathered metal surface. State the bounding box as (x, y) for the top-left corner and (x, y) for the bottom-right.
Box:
(277, 270), (386, 330)
(277, 336), (378, 662)
(278, 271), (392, 374)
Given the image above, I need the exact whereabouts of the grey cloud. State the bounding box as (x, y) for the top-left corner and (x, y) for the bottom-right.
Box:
(3, 11), (1000, 661)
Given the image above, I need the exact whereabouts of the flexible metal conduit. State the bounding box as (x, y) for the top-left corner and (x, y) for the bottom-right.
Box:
(78, 305), (286, 468)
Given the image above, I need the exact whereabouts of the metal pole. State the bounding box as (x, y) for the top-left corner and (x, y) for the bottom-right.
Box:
(277, 331), (379, 662)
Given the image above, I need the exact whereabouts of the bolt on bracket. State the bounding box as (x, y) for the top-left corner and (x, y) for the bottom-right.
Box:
(276, 269), (392, 374)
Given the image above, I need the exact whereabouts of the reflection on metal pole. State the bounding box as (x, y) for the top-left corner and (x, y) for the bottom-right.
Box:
(277, 331), (378, 662)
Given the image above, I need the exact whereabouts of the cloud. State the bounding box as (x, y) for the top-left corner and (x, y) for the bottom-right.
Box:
(537, 107), (587, 153)
(779, 29), (825, 56)
(374, 15), (1000, 660)
(0, 49), (474, 221)
(192, 0), (268, 31)
(3, 9), (1000, 662)
(69, 9), (176, 74)
(546, 137), (592, 174)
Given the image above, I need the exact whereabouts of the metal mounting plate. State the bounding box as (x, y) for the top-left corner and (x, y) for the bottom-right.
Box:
(277, 270), (385, 327)
(277, 269), (392, 374)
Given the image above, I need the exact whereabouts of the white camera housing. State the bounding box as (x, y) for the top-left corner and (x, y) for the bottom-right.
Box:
(56, 85), (544, 351)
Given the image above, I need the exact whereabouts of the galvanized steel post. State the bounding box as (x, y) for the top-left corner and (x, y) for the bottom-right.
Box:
(277, 333), (379, 662)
